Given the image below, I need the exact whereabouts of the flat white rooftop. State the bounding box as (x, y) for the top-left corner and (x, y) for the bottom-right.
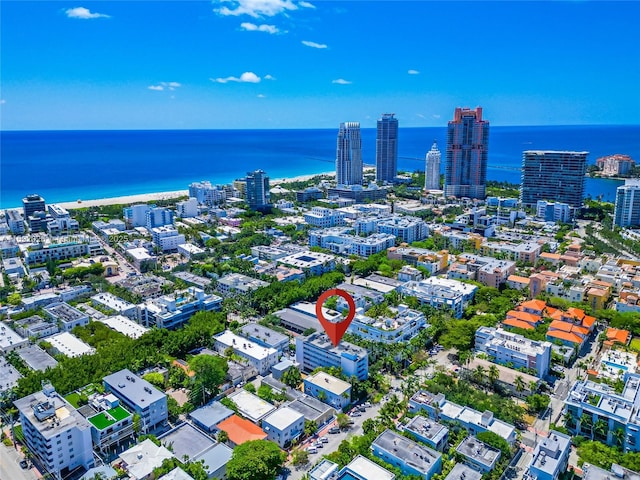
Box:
(48, 332), (95, 357)
(263, 406), (304, 431)
(228, 389), (276, 423)
(215, 330), (278, 361)
(305, 371), (351, 396)
(98, 315), (148, 339)
(0, 324), (27, 352)
(345, 455), (395, 480)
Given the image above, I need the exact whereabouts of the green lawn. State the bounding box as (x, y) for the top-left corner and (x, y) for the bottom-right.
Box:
(88, 406), (131, 430)
(630, 338), (640, 352)
(65, 392), (81, 408)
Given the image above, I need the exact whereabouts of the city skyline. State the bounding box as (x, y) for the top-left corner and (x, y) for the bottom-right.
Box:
(1, 1), (639, 130)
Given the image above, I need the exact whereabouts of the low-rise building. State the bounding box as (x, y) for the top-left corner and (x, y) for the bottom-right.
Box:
(239, 323), (289, 352)
(444, 464), (482, 480)
(285, 394), (336, 427)
(188, 401), (234, 434)
(399, 277), (477, 318)
(91, 292), (138, 319)
(85, 393), (134, 453)
(126, 247), (158, 271)
(524, 430), (571, 480)
(228, 389), (276, 424)
(348, 306), (427, 343)
(387, 247), (450, 275)
(103, 369), (168, 433)
(261, 406), (305, 448)
(48, 332), (95, 357)
(14, 383), (94, 478)
(43, 302), (90, 332)
(304, 371), (352, 411)
(409, 391), (517, 444)
(98, 315), (149, 339)
(24, 236), (103, 265)
(405, 415), (449, 452)
(151, 226), (186, 252)
(339, 455), (395, 480)
(119, 438), (174, 480)
(475, 327), (552, 378)
(455, 436), (501, 473)
(582, 463), (640, 480)
(449, 254), (516, 288)
(376, 216), (429, 243)
(309, 228), (396, 256)
(138, 287), (222, 330)
(371, 429), (442, 479)
(15, 315), (59, 339)
(216, 273), (269, 296)
(296, 332), (368, 380)
(213, 330), (280, 375)
(278, 250), (337, 276)
(304, 207), (346, 228)
(0, 323), (28, 353)
(215, 414), (267, 446)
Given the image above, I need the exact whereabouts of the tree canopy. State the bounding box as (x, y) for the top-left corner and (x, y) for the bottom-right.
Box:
(226, 440), (286, 480)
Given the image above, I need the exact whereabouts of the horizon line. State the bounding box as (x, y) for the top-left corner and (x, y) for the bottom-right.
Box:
(2, 123), (639, 133)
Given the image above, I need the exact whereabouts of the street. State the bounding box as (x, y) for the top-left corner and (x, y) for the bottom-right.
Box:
(0, 440), (37, 480)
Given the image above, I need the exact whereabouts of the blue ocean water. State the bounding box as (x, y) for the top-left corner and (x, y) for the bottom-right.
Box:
(1, 125), (638, 208)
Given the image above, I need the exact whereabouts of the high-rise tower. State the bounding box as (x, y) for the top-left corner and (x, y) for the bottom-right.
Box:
(336, 122), (363, 186)
(614, 180), (640, 228)
(375, 113), (398, 184)
(444, 107), (489, 199)
(424, 141), (441, 190)
(520, 151), (587, 209)
(245, 169), (271, 211)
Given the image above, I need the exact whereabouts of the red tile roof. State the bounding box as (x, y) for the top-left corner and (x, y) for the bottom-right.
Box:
(216, 415), (267, 445)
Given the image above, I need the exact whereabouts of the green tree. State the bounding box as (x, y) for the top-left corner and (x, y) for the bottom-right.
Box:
(218, 430), (229, 444)
(281, 367), (303, 389)
(7, 293), (22, 306)
(304, 420), (317, 438)
(525, 394), (550, 414)
(336, 413), (351, 430)
(143, 372), (166, 389)
(514, 375), (525, 393)
(476, 431), (511, 457)
(488, 364), (500, 385)
(226, 440), (286, 480)
(291, 449), (309, 467)
(189, 355), (228, 406)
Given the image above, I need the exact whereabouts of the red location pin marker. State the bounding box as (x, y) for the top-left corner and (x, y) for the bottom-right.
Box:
(315, 288), (356, 347)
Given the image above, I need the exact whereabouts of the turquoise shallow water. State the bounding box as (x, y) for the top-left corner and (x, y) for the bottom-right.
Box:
(1, 125), (638, 208)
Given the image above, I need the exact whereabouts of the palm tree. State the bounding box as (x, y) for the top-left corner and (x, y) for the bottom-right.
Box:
(593, 418), (608, 441)
(488, 365), (500, 386)
(563, 410), (576, 429)
(473, 365), (486, 386)
(514, 376), (525, 393)
(613, 428), (626, 448)
(580, 413), (594, 439)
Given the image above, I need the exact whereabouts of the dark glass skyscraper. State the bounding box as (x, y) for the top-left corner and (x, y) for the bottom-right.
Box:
(245, 169), (271, 211)
(520, 151), (587, 208)
(336, 122), (363, 186)
(444, 107), (489, 199)
(375, 113), (398, 184)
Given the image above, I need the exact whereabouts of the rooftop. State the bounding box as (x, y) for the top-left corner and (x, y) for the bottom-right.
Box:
(159, 423), (216, 460)
(443, 464), (482, 480)
(343, 455), (395, 480)
(87, 405), (131, 430)
(263, 406), (304, 430)
(215, 330), (279, 361)
(456, 435), (501, 468)
(98, 315), (149, 339)
(103, 369), (166, 407)
(17, 345), (58, 372)
(372, 429), (441, 474)
(240, 323), (289, 347)
(119, 438), (174, 480)
(305, 371), (351, 396)
(216, 414), (267, 445)
(405, 415), (448, 443)
(228, 389), (276, 423)
(48, 332), (95, 357)
(529, 430), (572, 477)
(188, 401), (234, 430)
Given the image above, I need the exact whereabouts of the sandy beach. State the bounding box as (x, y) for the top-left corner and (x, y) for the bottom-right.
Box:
(53, 170), (339, 210)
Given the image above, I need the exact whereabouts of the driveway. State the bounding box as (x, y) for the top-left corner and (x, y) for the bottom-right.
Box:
(0, 440), (38, 480)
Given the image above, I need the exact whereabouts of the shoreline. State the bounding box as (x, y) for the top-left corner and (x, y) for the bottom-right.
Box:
(37, 171), (339, 210)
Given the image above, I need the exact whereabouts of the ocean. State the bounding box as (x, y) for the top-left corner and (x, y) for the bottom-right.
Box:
(1, 125), (638, 208)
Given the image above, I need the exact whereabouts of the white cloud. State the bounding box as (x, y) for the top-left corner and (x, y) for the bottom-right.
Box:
(299, 1), (315, 8)
(332, 78), (352, 85)
(0, 99), (6, 105)
(408, 69), (420, 75)
(215, 0), (302, 18)
(257, 94), (266, 98)
(264, 74), (275, 80)
(302, 40), (327, 49)
(416, 113), (426, 119)
(212, 71), (262, 83)
(65, 7), (110, 19)
(432, 114), (441, 119)
(240, 22), (280, 33)
(148, 82), (182, 91)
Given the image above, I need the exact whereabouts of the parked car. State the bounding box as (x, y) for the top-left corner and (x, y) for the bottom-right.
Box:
(320, 436), (329, 443)
(351, 412), (362, 417)
(328, 427), (340, 434)
(307, 447), (317, 454)
(314, 442), (323, 448)
(19, 460), (28, 469)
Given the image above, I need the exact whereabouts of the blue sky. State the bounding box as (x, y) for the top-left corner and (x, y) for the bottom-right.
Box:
(1, 1), (639, 130)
